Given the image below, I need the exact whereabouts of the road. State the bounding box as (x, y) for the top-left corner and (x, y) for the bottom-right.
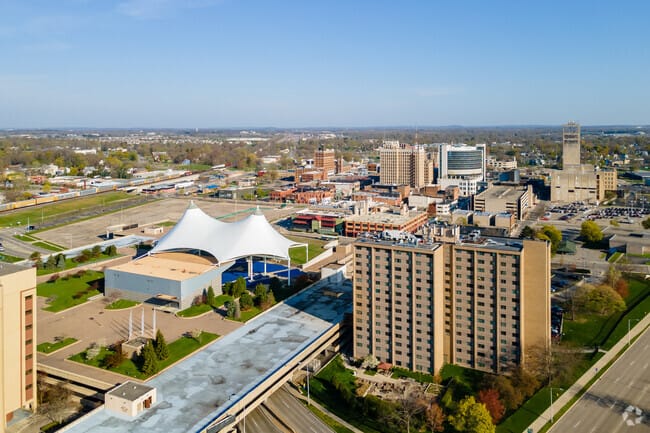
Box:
(245, 405), (289, 433)
(264, 386), (334, 433)
(549, 326), (650, 433)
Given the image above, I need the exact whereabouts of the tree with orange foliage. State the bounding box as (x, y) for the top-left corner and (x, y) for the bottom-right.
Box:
(615, 278), (629, 298)
(478, 388), (505, 424)
(424, 402), (445, 432)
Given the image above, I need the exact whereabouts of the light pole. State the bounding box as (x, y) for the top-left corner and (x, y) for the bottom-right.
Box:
(550, 387), (564, 423)
(307, 366), (311, 406)
(628, 318), (640, 346)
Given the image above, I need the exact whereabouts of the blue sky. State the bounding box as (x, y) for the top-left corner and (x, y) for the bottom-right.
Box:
(1, 0), (649, 128)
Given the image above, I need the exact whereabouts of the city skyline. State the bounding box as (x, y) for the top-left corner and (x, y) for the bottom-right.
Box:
(2, 0), (650, 128)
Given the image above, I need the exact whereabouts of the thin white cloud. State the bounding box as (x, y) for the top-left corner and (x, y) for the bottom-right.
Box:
(116, 0), (221, 19)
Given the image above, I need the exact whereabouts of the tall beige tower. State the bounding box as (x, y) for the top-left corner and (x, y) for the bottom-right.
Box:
(562, 121), (581, 168)
(0, 264), (37, 430)
(379, 141), (427, 188)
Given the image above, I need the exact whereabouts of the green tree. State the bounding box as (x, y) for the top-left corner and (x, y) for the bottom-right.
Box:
(206, 286), (216, 307)
(580, 220), (603, 244)
(141, 340), (158, 376)
(575, 283), (626, 316)
(30, 251), (41, 262)
(233, 277), (247, 298)
(605, 264), (622, 287)
(586, 285), (626, 316)
(91, 244), (102, 258)
(535, 225), (562, 254)
(519, 225), (536, 239)
(239, 291), (254, 310)
(154, 329), (169, 360)
(448, 396), (495, 433)
(45, 254), (57, 269)
(55, 254), (66, 269)
(642, 217), (650, 229)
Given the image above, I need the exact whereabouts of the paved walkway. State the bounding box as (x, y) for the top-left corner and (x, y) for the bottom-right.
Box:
(524, 312), (650, 433)
(37, 296), (243, 386)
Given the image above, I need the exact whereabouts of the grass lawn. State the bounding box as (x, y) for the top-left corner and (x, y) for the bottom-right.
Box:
(37, 253), (122, 276)
(0, 191), (131, 228)
(562, 275), (649, 349)
(69, 332), (219, 379)
(286, 236), (327, 265)
(105, 299), (140, 310)
(391, 366), (435, 383)
(497, 387), (557, 433)
(177, 303), (212, 317)
(175, 163), (211, 172)
(213, 294), (233, 307)
(237, 306), (262, 322)
(15, 234), (38, 242)
(158, 220), (176, 227)
(497, 351), (602, 433)
(37, 270), (103, 312)
(0, 253), (24, 263)
(607, 251), (623, 262)
(37, 337), (77, 354)
(32, 241), (65, 252)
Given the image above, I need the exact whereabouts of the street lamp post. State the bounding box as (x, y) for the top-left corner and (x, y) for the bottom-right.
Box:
(628, 318), (640, 347)
(550, 387), (564, 423)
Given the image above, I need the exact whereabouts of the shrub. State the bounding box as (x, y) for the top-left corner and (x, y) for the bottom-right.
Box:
(104, 347), (126, 368)
(48, 273), (60, 283)
(239, 291), (254, 310)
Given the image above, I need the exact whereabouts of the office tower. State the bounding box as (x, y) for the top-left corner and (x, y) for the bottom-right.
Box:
(379, 142), (427, 188)
(353, 232), (550, 374)
(0, 264), (37, 429)
(562, 121), (581, 169)
(437, 143), (486, 196)
(314, 147), (336, 176)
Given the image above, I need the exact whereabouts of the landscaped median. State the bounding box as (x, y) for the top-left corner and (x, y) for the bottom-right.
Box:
(105, 299), (140, 310)
(37, 270), (103, 312)
(37, 338), (78, 354)
(69, 331), (219, 380)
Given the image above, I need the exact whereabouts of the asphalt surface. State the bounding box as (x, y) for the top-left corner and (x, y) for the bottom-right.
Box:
(264, 386), (334, 433)
(549, 327), (650, 433)
(245, 405), (288, 433)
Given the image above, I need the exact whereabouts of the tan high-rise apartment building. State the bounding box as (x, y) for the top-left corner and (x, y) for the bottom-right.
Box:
(314, 147), (336, 176)
(353, 232), (550, 374)
(562, 121), (581, 169)
(0, 264), (37, 430)
(379, 141), (427, 188)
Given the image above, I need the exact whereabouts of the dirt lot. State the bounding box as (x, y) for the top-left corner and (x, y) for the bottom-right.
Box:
(36, 197), (298, 249)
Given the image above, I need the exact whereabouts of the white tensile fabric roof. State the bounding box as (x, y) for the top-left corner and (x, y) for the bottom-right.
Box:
(150, 202), (303, 263)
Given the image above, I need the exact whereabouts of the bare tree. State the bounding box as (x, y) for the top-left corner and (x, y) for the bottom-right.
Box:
(39, 379), (74, 424)
(424, 401), (445, 432)
(393, 391), (426, 433)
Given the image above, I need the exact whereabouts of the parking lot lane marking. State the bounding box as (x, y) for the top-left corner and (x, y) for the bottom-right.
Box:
(574, 420), (581, 428)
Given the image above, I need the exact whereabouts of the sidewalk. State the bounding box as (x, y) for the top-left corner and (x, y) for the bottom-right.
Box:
(523, 312), (650, 433)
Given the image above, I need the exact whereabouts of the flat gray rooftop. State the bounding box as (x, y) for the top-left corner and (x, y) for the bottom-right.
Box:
(65, 278), (352, 433)
(107, 381), (154, 401)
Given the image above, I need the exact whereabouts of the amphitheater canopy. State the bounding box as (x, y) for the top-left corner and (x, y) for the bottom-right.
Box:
(150, 202), (304, 263)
